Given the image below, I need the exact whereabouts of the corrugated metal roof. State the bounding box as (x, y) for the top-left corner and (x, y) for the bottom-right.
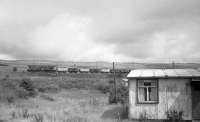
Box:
(127, 69), (200, 78)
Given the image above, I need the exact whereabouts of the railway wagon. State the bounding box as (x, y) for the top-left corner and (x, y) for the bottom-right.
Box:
(89, 68), (101, 73)
(100, 69), (110, 73)
(119, 69), (131, 73)
(110, 69), (121, 73)
(110, 69), (130, 73)
(68, 68), (79, 73)
(57, 67), (68, 73)
(27, 65), (57, 72)
(79, 68), (90, 73)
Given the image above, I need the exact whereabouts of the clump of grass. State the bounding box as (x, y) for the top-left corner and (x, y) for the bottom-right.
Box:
(21, 109), (30, 119)
(166, 109), (183, 122)
(139, 111), (148, 122)
(33, 113), (44, 122)
(89, 97), (100, 106)
(38, 84), (59, 93)
(11, 108), (30, 119)
(64, 116), (89, 122)
(11, 109), (44, 122)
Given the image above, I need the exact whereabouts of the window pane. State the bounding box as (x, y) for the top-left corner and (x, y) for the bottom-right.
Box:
(144, 82), (151, 86)
(149, 87), (158, 101)
(150, 81), (157, 86)
(138, 81), (144, 86)
(138, 88), (147, 102)
(137, 80), (158, 103)
(138, 80), (157, 86)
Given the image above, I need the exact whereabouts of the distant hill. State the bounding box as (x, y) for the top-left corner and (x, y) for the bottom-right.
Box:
(0, 60), (200, 69)
(0, 62), (8, 66)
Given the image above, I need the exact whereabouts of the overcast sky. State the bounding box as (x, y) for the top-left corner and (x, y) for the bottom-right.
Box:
(0, 0), (200, 62)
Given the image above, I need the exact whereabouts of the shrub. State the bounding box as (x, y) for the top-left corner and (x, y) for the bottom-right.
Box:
(20, 78), (34, 91)
(19, 78), (37, 98)
(94, 82), (110, 94)
(109, 83), (128, 104)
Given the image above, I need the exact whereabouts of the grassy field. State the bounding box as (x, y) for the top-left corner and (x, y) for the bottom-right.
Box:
(0, 89), (127, 122)
(0, 65), (130, 122)
(0, 61), (199, 122)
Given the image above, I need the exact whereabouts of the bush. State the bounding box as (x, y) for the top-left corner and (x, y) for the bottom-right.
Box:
(94, 82), (110, 94)
(19, 78), (37, 97)
(109, 83), (128, 104)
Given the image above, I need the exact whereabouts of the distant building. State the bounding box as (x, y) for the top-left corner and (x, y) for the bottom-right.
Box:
(127, 69), (200, 121)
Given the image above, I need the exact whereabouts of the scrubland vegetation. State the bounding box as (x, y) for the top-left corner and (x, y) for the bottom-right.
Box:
(0, 66), (130, 122)
(0, 60), (198, 122)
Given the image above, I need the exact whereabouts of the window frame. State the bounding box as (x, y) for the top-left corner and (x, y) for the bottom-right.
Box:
(136, 79), (159, 104)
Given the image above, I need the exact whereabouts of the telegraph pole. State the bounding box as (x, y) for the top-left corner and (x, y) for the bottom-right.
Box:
(113, 62), (117, 103)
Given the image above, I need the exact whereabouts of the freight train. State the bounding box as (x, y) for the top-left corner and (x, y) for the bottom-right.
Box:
(27, 65), (57, 72)
(27, 65), (130, 74)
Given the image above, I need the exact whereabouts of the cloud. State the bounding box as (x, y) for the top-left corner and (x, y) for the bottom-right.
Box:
(0, 0), (200, 62)
(23, 13), (131, 62)
(96, 0), (200, 61)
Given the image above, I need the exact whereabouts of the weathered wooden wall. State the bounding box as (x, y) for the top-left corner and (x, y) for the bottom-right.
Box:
(129, 78), (192, 120)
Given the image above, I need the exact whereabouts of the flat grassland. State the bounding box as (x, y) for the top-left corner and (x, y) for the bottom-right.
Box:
(0, 65), (129, 122)
(0, 61), (199, 122)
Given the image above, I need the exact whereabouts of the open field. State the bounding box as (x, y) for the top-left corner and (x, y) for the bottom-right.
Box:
(0, 89), (128, 122)
(0, 61), (199, 122)
(0, 64), (130, 122)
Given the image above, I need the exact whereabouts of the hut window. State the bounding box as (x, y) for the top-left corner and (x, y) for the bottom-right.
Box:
(137, 79), (158, 103)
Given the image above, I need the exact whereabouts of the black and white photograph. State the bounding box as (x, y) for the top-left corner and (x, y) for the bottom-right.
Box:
(0, 0), (200, 122)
